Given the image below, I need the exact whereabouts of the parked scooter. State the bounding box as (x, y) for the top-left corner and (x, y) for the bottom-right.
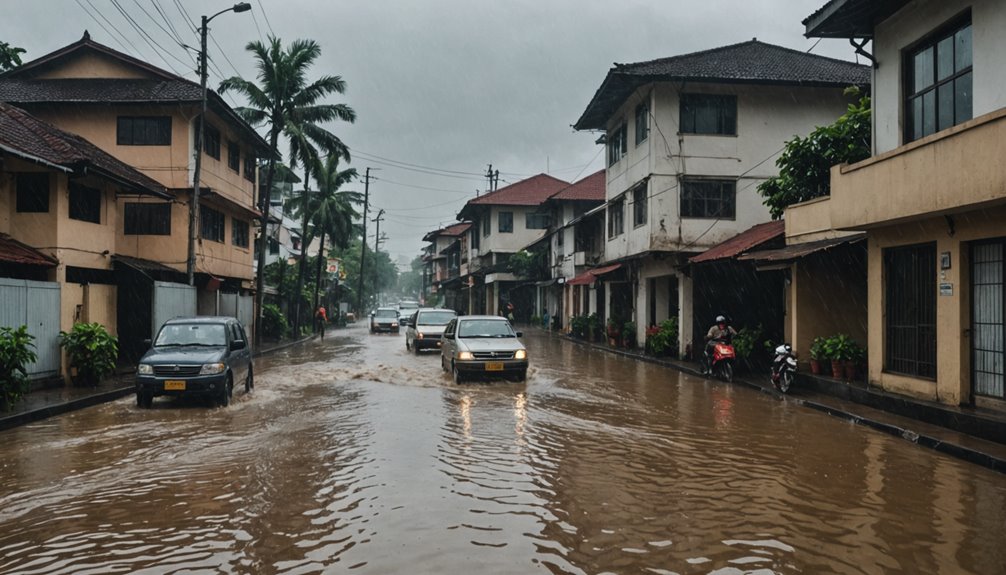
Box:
(704, 337), (736, 383)
(771, 343), (798, 393)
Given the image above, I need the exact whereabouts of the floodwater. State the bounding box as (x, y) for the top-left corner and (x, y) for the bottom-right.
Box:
(1, 327), (1004, 575)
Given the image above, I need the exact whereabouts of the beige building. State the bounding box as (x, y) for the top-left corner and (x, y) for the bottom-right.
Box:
(0, 32), (270, 360)
(779, 0), (1006, 411)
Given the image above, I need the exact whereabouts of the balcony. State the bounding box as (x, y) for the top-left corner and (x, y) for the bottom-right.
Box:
(828, 108), (1006, 230)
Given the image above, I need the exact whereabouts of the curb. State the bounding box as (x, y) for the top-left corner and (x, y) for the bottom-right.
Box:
(556, 331), (1006, 474)
(254, 334), (318, 358)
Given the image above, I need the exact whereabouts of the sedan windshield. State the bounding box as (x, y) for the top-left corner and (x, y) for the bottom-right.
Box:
(155, 324), (227, 347)
(375, 310), (398, 319)
(458, 319), (515, 338)
(417, 311), (456, 326)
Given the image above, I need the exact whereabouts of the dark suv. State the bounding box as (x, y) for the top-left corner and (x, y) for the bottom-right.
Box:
(135, 317), (253, 408)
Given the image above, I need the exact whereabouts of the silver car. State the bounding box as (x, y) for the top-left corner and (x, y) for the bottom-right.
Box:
(440, 315), (528, 383)
(405, 308), (457, 353)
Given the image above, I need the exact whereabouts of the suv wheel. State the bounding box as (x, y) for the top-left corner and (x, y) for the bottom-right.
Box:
(245, 365), (254, 393)
(219, 375), (232, 407)
(452, 362), (464, 385)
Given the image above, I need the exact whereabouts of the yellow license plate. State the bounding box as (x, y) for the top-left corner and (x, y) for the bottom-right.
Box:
(485, 362), (504, 371)
(164, 380), (186, 390)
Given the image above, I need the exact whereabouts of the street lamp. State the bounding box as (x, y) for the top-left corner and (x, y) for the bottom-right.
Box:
(187, 2), (252, 286)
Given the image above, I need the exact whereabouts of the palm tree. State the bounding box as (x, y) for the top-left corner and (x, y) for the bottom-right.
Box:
(220, 36), (355, 344)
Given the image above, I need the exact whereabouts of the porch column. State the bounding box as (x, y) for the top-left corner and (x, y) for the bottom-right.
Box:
(678, 271), (693, 358)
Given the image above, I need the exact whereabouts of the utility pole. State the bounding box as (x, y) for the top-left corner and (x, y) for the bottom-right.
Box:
(356, 167), (371, 313)
(372, 209), (385, 304)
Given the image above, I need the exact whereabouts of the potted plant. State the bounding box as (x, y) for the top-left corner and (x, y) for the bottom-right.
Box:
(606, 317), (622, 346)
(809, 336), (826, 375)
(622, 321), (637, 348)
(827, 334), (858, 380)
(59, 322), (119, 387)
(0, 325), (37, 411)
(586, 313), (599, 342)
(845, 340), (865, 381)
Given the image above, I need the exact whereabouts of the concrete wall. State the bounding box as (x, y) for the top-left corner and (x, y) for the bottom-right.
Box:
(872, 0), (1006, 154)
(479, 205), (548, 254)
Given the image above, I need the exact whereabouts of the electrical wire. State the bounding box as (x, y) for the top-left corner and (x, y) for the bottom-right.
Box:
(108, 0), (188, 74)
(371, 176), (473, 195)
(255, 0), (276, 36)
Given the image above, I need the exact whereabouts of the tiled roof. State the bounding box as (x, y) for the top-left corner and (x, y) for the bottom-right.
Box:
(422, 222), (471, 242)
(0, 233), (57, 267)
(465, 174), (570, 207)
(689, 220), (785, 264)
(551, 170), (606, 202)
(575, 40), (870, 130)
(803, 0), (908, 38)
(112, 255), (179, 274)
(0, 102), (168, 197)
(738, 233), (865, 262)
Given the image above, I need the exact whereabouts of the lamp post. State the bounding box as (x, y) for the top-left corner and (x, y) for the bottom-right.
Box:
(187, 2), (252, 286)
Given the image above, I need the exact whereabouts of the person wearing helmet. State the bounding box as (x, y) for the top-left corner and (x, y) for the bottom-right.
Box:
(702, 315), (736, 375)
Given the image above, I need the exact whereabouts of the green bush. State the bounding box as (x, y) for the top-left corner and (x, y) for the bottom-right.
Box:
(0, 325), (37, 410)
(732, 324), (764, 360)
(262, 304), (289, 340)
(646, 318), (679, 356)
(809, 336), (827, 361)
(569, 315), (587, 338)
(59, 322), (118, 386)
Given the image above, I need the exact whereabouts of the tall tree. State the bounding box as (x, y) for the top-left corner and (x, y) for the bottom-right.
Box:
(0, 41), (25, 72)
(220, 36), (355, 344)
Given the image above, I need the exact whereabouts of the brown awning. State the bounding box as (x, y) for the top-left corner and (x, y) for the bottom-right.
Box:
(0, 233), (57, 267)
(689, 220), (785, 264)
(566, 263), (622, 286)
(739, 233), (866, 263)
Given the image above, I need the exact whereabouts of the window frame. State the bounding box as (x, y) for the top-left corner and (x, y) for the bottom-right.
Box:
(883, 243), (937, 379)
(244, 152), (256, 182)
(903, 13), (972, 143)
(632, 182), (647, 228)
(232, 217), (249, 248)
(607, 196), (625, 239)
(124, 202), (171, 235)
(525, 212), (549, 230)
(680, 178), (737, 220)
(498, 211), (514, 234)
(227, 140), (240, 172)
(635, 101), (649, 145)
(15, 173), (51, 213)
(203, 123), (221, 160)
(200, 205), (226, 243)
(680, 93), (737, 136)
(68, 181), (102, 224)
(116, 116), (171, 146)
(607, 123), (628, 166)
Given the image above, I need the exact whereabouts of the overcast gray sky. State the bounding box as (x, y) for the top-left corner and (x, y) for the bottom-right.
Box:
(3, 0), (862, 266)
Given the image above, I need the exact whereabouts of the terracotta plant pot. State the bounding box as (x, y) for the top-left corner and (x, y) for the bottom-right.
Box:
(845, 362), (858, 381)
(810, 359), (822, 375)
(830, 359), (845, 379)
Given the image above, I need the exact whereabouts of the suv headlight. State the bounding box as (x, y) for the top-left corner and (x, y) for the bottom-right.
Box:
(458, 351), (474, 361)
(416, 332), (424, 339)
(137, 364), (153, 375)
(199, 363), (226, 375)
(514, 349), (527, 360)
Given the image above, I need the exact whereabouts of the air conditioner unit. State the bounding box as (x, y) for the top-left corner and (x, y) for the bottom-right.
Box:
(573, 251), (586, 266)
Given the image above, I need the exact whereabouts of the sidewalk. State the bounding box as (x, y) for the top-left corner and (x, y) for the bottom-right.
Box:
(556, 330), (1006, 474)
(0, 334), (318, 433)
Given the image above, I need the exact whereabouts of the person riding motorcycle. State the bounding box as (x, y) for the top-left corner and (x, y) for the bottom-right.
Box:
(703, 315), (736, 375)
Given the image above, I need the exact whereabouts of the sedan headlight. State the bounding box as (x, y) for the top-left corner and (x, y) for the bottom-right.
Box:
(199, 363), (226, 375)
(137, 364), (153, 375)
(416, 332), (424, 340)
(457, 351), (474, 361)
(391, 322), (399, 327)
(514, 349), (527, 360)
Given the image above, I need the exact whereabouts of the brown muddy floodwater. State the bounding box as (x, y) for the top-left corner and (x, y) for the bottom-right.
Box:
(0, 326), (1004, 574)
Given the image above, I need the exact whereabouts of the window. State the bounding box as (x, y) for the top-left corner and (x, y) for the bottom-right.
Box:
(268, 237), (280, 255)
(15, 173), (50, 213)
(557, 228), (564, 254)
(608, 196), (624, 238)
(526, 212), (549, 230)
(607, 123), (628, 166)
(482, 212), (490, 237)
(681, 179), (736, 219)
(244, 152), (256, 182)
(232, 218), (249, 248)
(680, 94), (737, 135)
(905, 17), (972, 142)
(498, 211), (513, 233)
(202, 123), (221, 160)
(117, 116), (171, 146)
(124, 203), (171, 235)
(632, 183), (647, 227)
(69, 182), (101, 224)
(201, 205), (225, 242)
(884, 243), (937, 379)
(471, 223), (480, 250)
(635, 101), (649, 145)
(228, 141), (240, 172)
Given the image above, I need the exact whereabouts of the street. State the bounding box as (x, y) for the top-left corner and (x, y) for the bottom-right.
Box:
(1, 326), (1004, 574)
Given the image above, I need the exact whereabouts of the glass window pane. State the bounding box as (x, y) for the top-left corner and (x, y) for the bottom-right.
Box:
(938, 82), (955, 131)
(955, 71), (973, 124)
(955, 25), (972, 72)
(911, 97), (924, 141)
(922, 90), (936, 137)
(914, 47), (934, 93)
(937, 36), (954, 81)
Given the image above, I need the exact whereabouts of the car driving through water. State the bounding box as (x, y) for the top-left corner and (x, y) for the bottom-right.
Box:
(440, 315), (528, 383)
(370, 307), (401, 334)
(405, 308), (457, 353)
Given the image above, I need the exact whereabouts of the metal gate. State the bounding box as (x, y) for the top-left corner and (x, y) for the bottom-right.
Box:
(972, 240), (1004, 399)
(0, 278), (61, 378)
(219, 292), (254, 331)
(151, 281), (196, 339)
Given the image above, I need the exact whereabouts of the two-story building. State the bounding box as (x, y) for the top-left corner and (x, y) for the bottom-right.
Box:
(0, 32), (270, 358)
(574, 39), (870, 352)
(776, 0), (1006, 412)
(457, 174), (569, 317)
(421, 221), (470, 308)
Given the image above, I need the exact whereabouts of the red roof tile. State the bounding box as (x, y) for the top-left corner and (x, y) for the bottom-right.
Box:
(566, 263), (622, 285)
(551, 170), (606, 202)
(689, 220), (785, 264)
(467, 174), (570, 207)
(441, 222), (471, 237)
(0, 233), (57, 267)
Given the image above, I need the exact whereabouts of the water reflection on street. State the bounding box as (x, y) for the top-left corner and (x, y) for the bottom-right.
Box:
(0, 325), (1004, 574)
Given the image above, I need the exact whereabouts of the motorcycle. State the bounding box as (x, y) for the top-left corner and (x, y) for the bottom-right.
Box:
(704, 337), (736, 383)
(771, 343), (798, 393)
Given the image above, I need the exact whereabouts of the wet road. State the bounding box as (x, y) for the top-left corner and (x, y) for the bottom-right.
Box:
(1, 326), (1005, 574)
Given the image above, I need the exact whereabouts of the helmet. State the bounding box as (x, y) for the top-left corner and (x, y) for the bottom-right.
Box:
(715, 315), (726, 323)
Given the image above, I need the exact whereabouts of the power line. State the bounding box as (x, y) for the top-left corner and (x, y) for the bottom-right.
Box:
(74, 0), (132, 53)
(151, 0), (188, 47)
(255, 0), (276, 36)
(80, 0), (145, 57)
(108, 0), (188, 74)
(131, 0), (192, 55)
(372, 177), (473, 195)
(349, 147), (486, 178)
(249, 9), (266, 43)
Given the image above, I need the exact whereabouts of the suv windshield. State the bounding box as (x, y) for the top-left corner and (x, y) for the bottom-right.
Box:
(417, 311), (456, 326)
(375, 309), (398, 319)
(458, 319), (515, 338)
(156, 323), (227, 347)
